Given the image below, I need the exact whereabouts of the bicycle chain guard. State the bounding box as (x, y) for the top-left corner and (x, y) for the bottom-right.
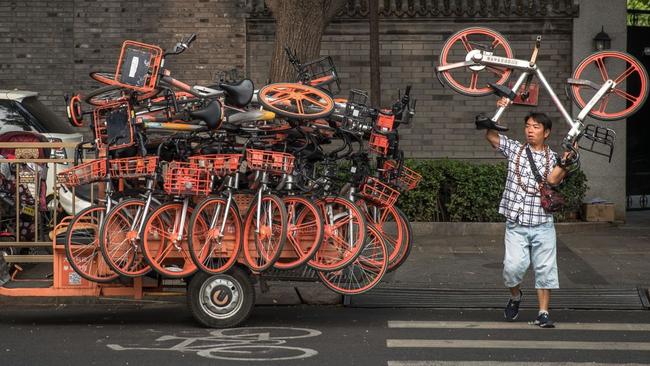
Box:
(578, 124), (616, 162)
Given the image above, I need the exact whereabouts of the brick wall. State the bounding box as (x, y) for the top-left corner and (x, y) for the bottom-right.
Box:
(0, 0), (247, 118)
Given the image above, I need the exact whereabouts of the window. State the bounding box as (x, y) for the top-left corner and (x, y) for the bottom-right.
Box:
(0, 100), (34, 134)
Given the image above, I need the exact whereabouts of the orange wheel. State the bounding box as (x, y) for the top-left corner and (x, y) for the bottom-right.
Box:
(570, 51), (649, 121)
(308, 196), (367, 272)
(317, 225), (388, 295)
(99, 198), (155, 277)
(274, 196), (324, 270)
(386, 206), (412, 272)
(64, 205), (119, 283)
(141, 202), (203, 278)
(67, 94), (85, 127)
(258, 83), (334, 120)
(357, 200), (407, 271)
(242, 194), (287, 272)
(438, 27), (514, 97)
(189, 196), (243, 275)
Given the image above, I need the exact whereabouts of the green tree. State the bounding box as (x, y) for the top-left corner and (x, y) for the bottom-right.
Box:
(628, 0), (650, 26)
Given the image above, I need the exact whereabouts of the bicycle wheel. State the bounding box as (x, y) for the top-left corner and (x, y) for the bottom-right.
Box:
(141, 201), (203, 278)
(257, 83), (334, 120)
(99, 198), (156, 277)
(570, 51), (649, 121)
(387, 206), (412, 272)
(308, 196), (367, 272)
(317, 225), (388, 295)
(274, 196), (324, 270)
(438, 27), (514, 97)
(189, 196), (243, 275)
(357, 200), (407, 271)
(242, 194), (287, 272)
(89, 71), (117, 86)
(84, 85), (128, 106)
(64, 205), (119, 283)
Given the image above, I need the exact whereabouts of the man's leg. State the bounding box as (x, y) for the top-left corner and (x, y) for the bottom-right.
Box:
(537, 288), (551, 312)
(503, 222), (530, 321)
(530, 221), (558, 328)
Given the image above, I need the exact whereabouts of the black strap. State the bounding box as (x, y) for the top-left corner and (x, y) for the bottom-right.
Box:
(525, 146), (544, 184)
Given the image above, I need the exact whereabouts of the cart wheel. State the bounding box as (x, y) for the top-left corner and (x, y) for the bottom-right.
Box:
(570, 51), (649, 121)
(188, 266), (255, 328)
(438, 27), (514, 97)
(257, 83), (334, 120)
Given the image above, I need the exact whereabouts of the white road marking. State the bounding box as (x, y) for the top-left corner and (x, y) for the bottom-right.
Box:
(388, 320), (650, 332)
(386, 339), (650, 351)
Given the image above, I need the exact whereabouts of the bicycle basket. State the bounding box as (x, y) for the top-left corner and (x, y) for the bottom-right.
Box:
(114, 40), (163, 92)
(57, 159), (107, 187)
(359, 177), (400, 207)
(245, 149), (295, 174)
(368, 131), (390, 156)
(375, 112), (396, 132)
(383, 160), (422, 191)
(189, 154), (242, 177)
(93, 102), (135, 151)
(109, 156), (158, 179)
(342, 89), (373, 134)
(298, 56), (340, 95)
(163, 162), (211, 195)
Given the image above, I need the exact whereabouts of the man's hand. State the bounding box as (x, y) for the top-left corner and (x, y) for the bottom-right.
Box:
(497, 97), (512, 108)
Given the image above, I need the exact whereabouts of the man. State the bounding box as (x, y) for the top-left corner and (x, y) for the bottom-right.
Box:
(479, 97), (574, 328)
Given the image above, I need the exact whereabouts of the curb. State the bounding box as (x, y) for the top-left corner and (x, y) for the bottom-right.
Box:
(410, 221), (617, 236)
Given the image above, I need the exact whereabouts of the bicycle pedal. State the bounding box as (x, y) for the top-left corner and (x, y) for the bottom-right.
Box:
(579, 124), (616, 162)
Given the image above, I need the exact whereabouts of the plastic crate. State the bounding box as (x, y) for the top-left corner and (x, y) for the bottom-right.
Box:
(383, 160), (422, 191)
(245, 149), (295, 174)
(189, 154), (242, 177)
(359, 177), (400, 207)
(368, 132), (390, 156)
(114, 40), (163, 92)
(57, 159), (107, 187)
(163, 162), (211, 195)
(109, 156), (158, 179)
(375, 112), (395, 132)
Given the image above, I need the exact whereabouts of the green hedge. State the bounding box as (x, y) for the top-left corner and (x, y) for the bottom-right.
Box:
(398, 159), (588, 222)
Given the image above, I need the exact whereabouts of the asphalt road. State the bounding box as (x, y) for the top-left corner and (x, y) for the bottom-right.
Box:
(1, 303), (650, 365)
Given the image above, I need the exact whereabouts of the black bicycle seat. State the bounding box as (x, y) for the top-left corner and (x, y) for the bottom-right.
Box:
(219, 79), (254, 107)
(488, 82), (516, 100)
(190, 100), (222, 130)
(475, 113), (509, 132)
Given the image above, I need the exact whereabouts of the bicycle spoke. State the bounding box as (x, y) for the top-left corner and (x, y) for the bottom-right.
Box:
(460, 35), (473, 52)
(469, 72), (479, 90)
(595, 57), (610, 82)
(613, 88), (639, 103)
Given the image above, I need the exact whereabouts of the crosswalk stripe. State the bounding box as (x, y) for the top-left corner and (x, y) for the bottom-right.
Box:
(388, 321), (650, 332)
(387, 362), (650, 366)
(386, 339), (650, 351)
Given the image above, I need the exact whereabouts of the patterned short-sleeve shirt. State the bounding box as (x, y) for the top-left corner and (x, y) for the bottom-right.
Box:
(497, 134), (558, 226)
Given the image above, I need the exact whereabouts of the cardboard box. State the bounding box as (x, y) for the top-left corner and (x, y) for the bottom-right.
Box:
(582, 203), (615, 222)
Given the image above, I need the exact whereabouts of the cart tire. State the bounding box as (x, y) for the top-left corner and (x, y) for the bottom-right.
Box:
(188, 265), (255, 328)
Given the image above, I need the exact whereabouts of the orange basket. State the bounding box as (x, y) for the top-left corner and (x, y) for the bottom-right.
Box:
(109, 156), (159, 179)
(114, 40), (163, 92)
(163, 162), (211, 196)
(93, 102), (135, 151)
(383, 160), (422, 191)
(359, 177), (400, 207)
(245, 149), (295, 174)
(368, 131), (390, 156)
(375, 112), (395, 132)
(57, 159), (107, 187)
(189, 154), (242, 177)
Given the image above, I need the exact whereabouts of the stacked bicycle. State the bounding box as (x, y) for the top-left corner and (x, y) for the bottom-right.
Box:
(56, 34), (421, 305)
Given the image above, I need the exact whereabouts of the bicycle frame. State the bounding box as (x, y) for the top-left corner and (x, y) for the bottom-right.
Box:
(437, 50), (616, 143)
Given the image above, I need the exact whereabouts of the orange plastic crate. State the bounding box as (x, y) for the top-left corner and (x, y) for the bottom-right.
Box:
(163, 162), (211, 195)
(245, 149), (295, 174)
(93, 102), (135, 151)
(359, 177), (400, 207)
(368, 132), (390, 156)
(383, 160), (422, 191)
(57, 159), (107, 187)
(109, 156), (158, 179)
(189, 154), (242, 176)
(375, 113), (395, 131)
(114, 40), (163, 93)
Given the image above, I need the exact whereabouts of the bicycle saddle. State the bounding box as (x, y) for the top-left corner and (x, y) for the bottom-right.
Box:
(190, 100), (223, 130)
(475, 113), (509, 132)
(488, 82), (516, 100)
(218, 79), (254, 107)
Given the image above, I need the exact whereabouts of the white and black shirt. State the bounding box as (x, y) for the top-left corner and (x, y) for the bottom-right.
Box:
(497, 134), (558, 226)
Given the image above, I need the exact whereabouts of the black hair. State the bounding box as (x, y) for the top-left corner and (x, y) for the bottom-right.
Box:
(524, 112), (552, 131)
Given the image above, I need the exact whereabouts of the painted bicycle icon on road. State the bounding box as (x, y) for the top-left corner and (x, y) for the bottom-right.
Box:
(107, 326), (321, 361)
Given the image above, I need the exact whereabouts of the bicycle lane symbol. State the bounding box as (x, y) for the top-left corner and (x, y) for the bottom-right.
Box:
(107, 327), (322, 361)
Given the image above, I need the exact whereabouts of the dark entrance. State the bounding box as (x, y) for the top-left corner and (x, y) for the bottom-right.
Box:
(626, 25), (650, 210)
